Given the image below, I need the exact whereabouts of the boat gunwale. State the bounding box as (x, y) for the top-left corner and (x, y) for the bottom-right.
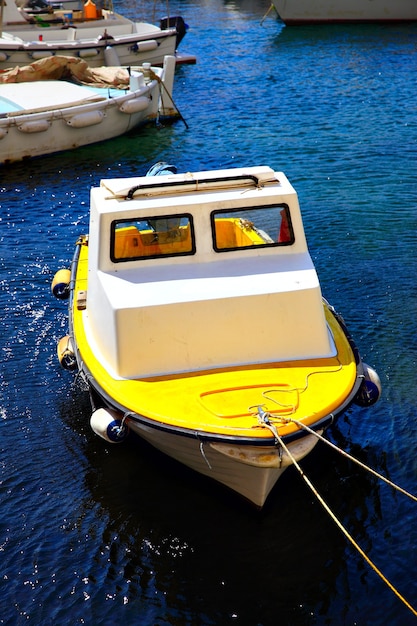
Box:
(86, 376), (361, 447)
(3, 28), (176, 50)
(0, 77), (156, 120)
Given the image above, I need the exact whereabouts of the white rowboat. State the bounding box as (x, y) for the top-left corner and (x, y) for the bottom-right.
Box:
(0, 55), (178, 163)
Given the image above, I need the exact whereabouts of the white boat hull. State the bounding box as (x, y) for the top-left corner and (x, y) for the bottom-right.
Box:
(271, 0), (417, 23)
(127, 419), (322, 508)
(0, 98), (153, 163)
(0, 32), (178, 70)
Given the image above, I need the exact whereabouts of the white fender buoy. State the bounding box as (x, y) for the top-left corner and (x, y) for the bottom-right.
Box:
(57, 335), (77, 371)
(0, 52), (8, 62)
(30, 51), (53, 60)
(104, 45), (120, 67)
(51, 268), (71, 300)
(354, 363), (381, 407)
(90, 408), (128, 443)
(65, 110), (104, 128)
(132, 40), (158, 53)
(78, 48), (99, 58)
(119, 96), (150, 114)
(17, 119), (51, 133)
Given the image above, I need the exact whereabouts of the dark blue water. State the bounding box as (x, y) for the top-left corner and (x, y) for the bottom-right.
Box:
(1, 2), (416, 624)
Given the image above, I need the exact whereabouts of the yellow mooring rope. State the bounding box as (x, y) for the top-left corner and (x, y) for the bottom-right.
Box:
(149, 68), (189, 129)
(260, 416), (417, 618)
(260, 4), (275, 26)
(282, 416), (417, 503)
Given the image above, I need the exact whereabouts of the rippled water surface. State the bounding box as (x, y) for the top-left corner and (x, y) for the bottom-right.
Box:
(1, 2), (416, 624)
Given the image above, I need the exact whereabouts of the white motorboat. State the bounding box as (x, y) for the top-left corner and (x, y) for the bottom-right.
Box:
(271, 0), (417, 24)
(51, 163), (381, 508)
(0, 0), (194, 69)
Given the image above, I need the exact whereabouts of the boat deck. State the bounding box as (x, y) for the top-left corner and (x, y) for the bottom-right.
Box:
(0, 80), (127, 117)
(0, 81), (123, 115)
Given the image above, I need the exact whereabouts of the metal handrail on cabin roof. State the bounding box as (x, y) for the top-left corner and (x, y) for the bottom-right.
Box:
(103, 173), (280, 201)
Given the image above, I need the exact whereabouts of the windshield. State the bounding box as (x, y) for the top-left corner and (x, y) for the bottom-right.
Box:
(110, 213), (195, 262)
(110, 204), (294, 263)
(211, 204), (293, 252)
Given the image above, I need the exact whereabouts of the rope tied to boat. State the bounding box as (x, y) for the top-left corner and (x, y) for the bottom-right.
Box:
(198, 437), (212, 469)
(251, 365), (344, 419)
(255, 406), (283, 465)
(146, 66), (189, 129)
(253, 405), (417, 617)
(258, 397), (417, 504)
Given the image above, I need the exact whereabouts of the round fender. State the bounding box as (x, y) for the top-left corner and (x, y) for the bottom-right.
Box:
(354, 363), (381, 407)
(131, 40), (158, 53)
(17, 119), (51, 133)
(90, 408), (129, 443)
(119, 96), (150, 114)
(78, 48), (99, 58)
(104, 45), (120, 67)
(30, 51), (53, 60)
(57, 335), (77, 371)
(65, 110), (104, 128)
(51, 268), (71, 300)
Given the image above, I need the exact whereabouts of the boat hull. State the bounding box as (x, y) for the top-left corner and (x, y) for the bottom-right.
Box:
(79, 321), (357, 507)
(0, 31), (179, 70)
(127, 419), (324, 507)
(271, 0), (417, 24)
(0, 101), (153, 164)
(77, 324), (362, 507)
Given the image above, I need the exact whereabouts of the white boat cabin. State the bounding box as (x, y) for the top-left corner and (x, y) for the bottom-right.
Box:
(84, 166), (335, 378)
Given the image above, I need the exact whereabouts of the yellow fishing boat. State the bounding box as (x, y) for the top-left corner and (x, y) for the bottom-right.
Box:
(52, 164), (381, 507)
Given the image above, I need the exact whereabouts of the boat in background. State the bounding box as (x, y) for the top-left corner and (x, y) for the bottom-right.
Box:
(271, 0), (417, 24)
(0, 55), (178, 164)
(51, 164), (381, 508)
(0, 0), (195, 69)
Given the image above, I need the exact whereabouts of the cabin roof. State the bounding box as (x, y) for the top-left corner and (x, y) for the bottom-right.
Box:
(100, 165), (285, 203)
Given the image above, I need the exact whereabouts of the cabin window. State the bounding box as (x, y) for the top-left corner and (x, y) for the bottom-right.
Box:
(110, 213), (195, 262)
(211, 204), (294, 252)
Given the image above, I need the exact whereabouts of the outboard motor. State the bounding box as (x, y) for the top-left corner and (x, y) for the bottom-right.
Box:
(160, 15), (188, 48)
(26, 0), (50, 10)
(146, 162), (177, 177)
